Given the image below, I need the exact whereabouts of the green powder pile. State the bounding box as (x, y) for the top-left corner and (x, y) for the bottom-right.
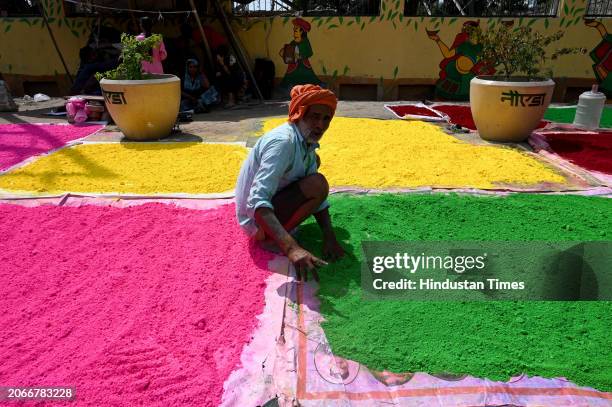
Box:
(544, 106), (612, 128)
(298, 193), (612, 391)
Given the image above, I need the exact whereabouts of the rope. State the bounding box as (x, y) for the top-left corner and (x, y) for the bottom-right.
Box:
(62, 0), (193, 14)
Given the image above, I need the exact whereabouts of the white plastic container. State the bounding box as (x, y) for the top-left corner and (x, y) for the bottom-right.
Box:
(573, 84), (606, 130)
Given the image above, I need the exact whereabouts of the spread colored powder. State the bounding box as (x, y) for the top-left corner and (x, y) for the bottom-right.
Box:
(260, 117), (566, 189)
(0, 142), (247, 195)
(386, 105), (442, 119)
(298, 193), (612, 391)
(544, 106), (612, 128)
(387, 104), (548, 131)
(0, 202), (271, 406)
(0, 123), (102, 170)
(542, 131), (612, 175)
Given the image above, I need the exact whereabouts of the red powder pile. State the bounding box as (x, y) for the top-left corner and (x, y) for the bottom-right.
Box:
(433, 104), (477, 130)
(386, 105), (443, 119)
(388, 104), (549, 132)
(542, 131), (612, 175)
(0, 203), (271, 406)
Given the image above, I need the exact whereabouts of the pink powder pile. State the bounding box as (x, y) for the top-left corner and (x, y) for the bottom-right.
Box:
(0, 202), (271, 406)
(0, 123), (102, 170)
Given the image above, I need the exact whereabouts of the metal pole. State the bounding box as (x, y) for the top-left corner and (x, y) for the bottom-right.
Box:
(38, 1), (73, 84)
(189, 0), (215, 74)
(212, 0), (265, 103)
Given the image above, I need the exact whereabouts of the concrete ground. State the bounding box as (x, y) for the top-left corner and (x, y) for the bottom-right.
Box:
(0, 97), (506, 149)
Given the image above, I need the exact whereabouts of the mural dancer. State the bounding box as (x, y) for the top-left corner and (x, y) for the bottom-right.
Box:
(426, 21), (494, 101)
(279, 18), (323, 89)
(585, 19), (612, 98)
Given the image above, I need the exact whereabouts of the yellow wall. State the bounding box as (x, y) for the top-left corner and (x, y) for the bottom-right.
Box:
(1, 0), (610, 95)
(233, 0), (609, 81)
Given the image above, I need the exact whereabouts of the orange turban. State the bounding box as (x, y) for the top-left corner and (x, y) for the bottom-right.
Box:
(288, 84), (338, 123)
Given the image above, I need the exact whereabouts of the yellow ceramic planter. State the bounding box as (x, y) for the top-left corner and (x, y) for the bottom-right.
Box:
(100, 74), (180, 141)
(470, 76), (554, 142)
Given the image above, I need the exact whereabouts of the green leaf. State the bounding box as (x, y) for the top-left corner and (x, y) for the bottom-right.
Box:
(325, 16), (333, 23)
(322, 65), (328, 75)
(559, 17), (565, 26)
(573, 16), (581, 25)
(379, 14), (384, 21)
(361, 22), (366, 30)
(328, 24), (339, 29)
(343, 65), (350, 75)
(392, 21), (396, 29)
(386, 10), (392, 20)
(347, 20), (354, 26)
(317, 20), (323, 27)
(434, 22), (440, 29)
(47, 17), (55, 23)
(399, 15), (403, 22)
(356, 16), (361, 23)
(528, 18), (537, 26)
(393, 65), (398, 79)
(430, 17), (438, 23)
(519, 17), (524, 26)
(4, 25), (11, 33)
(414, 20), (418, 31)
(391, 11), (398, 20)
(332, 69), (338, 78)
(440, 17), (445, 23)
(563, 3), (569, 15)
(449, 17), (457, 25)
(369, 16), (377, 23)
(572, 7), (585, 16)
(19, 18), (31, 26)
(544, 18), (549, 29)
(420, 17), (424, 23)
(71, 29), (79, 37)
(283, 16), (290, 25)
(566, 18), (573, 27)
(382, 1), (387, 12)
(395, 0), (400, 9)
(339, 16), (343, 24)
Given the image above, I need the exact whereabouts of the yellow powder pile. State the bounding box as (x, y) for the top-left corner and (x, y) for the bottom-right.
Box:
(0, 143), (247, 195)
(260, 117), (566, 189)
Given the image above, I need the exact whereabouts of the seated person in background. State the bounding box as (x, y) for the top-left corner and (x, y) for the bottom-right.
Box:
(214, 44), (246, 108)
(180, 58), (218, 113)
(136, 17), (167, 74)
(70, 25), (121, 95)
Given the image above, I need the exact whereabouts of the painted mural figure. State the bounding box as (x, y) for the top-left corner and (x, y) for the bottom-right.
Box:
(427, 21), (494, 100)
(585, 19), (612, 98)
(279, 18), (323, 89)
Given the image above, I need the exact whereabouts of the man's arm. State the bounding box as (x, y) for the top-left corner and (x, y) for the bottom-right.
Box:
(255, 207), (327, 281)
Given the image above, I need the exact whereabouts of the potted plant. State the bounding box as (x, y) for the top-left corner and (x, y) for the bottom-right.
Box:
(96, 33), (180, 141)
(468, 24), (585, 142)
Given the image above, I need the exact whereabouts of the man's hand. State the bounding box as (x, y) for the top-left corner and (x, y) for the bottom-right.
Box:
(287, 246), (327, 282)
(322, 236), (345, 261)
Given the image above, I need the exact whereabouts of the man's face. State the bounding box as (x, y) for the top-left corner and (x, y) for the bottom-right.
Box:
(297, 104), (333, 144)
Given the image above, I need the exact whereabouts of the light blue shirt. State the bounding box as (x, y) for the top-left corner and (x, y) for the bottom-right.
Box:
(235, 122), (329, 236)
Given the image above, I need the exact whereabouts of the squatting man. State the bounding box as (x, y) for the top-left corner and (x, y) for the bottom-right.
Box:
(235, 85), (345, 281)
